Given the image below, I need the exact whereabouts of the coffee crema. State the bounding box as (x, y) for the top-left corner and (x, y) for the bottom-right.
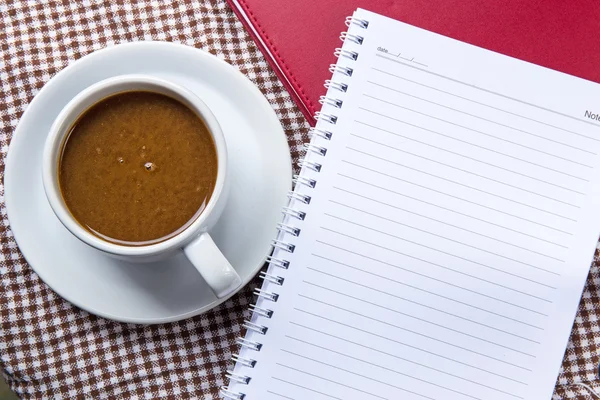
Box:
(58, 91), (218, 246)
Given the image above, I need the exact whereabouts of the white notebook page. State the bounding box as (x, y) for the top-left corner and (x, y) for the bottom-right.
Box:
(227, 8), (600, 400)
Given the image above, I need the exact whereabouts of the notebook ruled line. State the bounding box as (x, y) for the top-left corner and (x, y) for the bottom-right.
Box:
(271, 377), (344, 400)
(350, 133), (587, 192)
(301, 279), (541, 344)
(275, 365), (395, 400)
(337, 174), (570, 245)
(267, 391), (296, 400)
(285, 336), (525, 397)
(331, 186), (567, 254)
(347, 140), (584, 197)
(323, 212), (559, 285)
(281, 349), (487, 400)
(321, 227), (554, 302)
(341, 158), (577, 224)
(360, 106), (594, 168)
(294, 308), (533, 370)
(369, 66), (600, 143)
(288, 322), (530, 382)
(329, 197), (565, 265)
(343, 150), (580, 214)
(298, 293), (539, 356)
(358, 106), (594, 169)
(375, 53), (600, 129)
(392, 53), (429, 68)
(315, 241), (549, 316)
(309, 256), (544, 329)
(340, 164), (574, 232)
(365, 81), (596, 155)
(354, 120), (590, 181)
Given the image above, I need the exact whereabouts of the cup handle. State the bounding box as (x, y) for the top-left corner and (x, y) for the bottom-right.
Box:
(183, 233), (242, 299)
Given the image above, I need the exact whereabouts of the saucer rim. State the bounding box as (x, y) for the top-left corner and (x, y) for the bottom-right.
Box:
(4, 41), (292, 323)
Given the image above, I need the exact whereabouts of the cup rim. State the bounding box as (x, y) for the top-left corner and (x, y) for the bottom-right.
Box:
(42, 74), (228, 257)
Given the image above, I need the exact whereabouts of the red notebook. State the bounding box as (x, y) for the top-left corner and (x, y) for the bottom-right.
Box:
(227, 0), (600, 125)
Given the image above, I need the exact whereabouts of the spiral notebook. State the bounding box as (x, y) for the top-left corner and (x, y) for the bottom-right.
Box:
(223, 8), (600, 400)
(227, 0), (600, 124)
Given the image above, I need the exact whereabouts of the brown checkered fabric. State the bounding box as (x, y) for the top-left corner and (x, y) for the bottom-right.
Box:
(0, 1), (598, 399)
(0, 1), (308, 399)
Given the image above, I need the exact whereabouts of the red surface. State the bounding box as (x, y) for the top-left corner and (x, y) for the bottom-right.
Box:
(228, 0), (600, 125)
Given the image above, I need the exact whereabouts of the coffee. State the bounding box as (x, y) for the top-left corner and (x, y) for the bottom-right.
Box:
(58, 91), (218, 246)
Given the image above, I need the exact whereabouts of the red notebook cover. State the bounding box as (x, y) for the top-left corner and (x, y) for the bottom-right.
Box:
(227, 0), (600, 126)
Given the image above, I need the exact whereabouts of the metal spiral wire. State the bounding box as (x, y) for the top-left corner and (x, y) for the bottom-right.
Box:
(232, 354), (257, 368)
(340, 31), (364, 44)
(221, 14), (367, 400)
(314, 110), (338, 124)
(287, 191), (311, 204)
(236, 337), (262, 351)
(328, 63), (353, 77)
(297, 157), (323, 172)
(253, 288), (280, 302)
(281, 206), (305, 221)
(293, 174), (317, 189)
(319, 95), (343, 108)
(220, 388), (245, 400)
(248, 303), (274, 318)
(324, 79), (348, 92)
(242, 320), (268, 335)
(308, 128), (333, 140)
(259, 271), (285, 285)
(345, 15), (369, 29)
(276, 222), (301, 236)
(226, 371), (251, 385)
(304, 142), (328, 156)
(334, 47), (359, 60)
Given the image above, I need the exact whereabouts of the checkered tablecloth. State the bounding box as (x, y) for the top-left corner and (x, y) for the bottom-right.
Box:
(0, 1), (599, 399)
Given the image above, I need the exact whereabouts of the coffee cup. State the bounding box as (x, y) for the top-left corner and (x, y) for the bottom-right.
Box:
(42, 75), (242, 299)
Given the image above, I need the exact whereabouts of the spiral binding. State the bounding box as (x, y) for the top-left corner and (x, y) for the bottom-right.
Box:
(271, 239), (295, 253)
(304, 143), (328, 156)
(319, 95), (343, 108)
(345, 15), (369, 28)
(253, 288), (280, 302)
(328, 63), (353, 77)
(265, 255), (290, 269)
(249, 303), (274, 318)
(259, 271), (285, 285)
(221, 13), (368, 399)
(226, 371), (251, 385)
(293, 174), (317, 188)
(314, 110), (339, 124)
(297, 158), (322, 172)
(276, 222), (301, 236)
(324, 79), (348, 92)
(340, 32), (364, 45)
(242, 320), (268, 335)
(281, 206), (305, 221)
(334, 48), (359, 60)
(220, 388), (245, 400)
(287, 191), (311, 205)
(232, 354), (257, 368)
(236, 337), (262, 351)
(308, 128), (333, 140)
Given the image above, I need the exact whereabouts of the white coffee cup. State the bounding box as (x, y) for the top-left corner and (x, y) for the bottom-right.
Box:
(42, 75), (242, 299)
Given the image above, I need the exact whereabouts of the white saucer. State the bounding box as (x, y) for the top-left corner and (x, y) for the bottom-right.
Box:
(4, 42), (291, 324)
